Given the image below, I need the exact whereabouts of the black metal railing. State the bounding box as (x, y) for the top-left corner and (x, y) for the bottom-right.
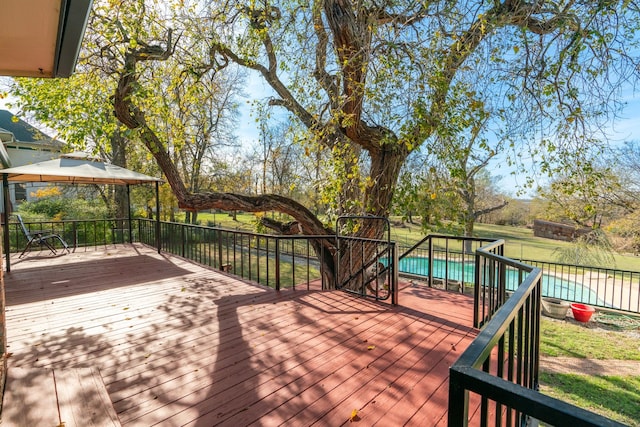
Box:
(138, 219), (398, 302)
(522, 258), (640, 314)
(335, 235), (399, 304)
(399, 236), (640, 316)
(448, 243), (626, 426)
(5, 217), (136, 253)
(473, 239), (507, 328)
(3, 218), (632, 425)
(139, 219), (329, 290)
(398, 234), (504, 327)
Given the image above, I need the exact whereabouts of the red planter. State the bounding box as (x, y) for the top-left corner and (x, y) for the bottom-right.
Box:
(570, 303), (595, 322)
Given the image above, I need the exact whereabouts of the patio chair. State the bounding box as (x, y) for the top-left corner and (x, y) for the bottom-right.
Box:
(14, 214), (69, 258)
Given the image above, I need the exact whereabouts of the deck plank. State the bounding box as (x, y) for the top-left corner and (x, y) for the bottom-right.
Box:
(4, 244), (479, 426)
(55, 368), (121, 427)
(2, 368), (59, 427)
(53, 368), (120, 427)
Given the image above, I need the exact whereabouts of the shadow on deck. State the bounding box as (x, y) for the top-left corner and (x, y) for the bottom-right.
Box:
(3, 244), (478, 426)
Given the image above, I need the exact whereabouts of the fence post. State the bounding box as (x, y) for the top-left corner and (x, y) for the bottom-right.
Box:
(3, 174), (11, 272)
(181, 224), (186, 257)
(217, 230), (224, 270)
(474, 252), (481, 328)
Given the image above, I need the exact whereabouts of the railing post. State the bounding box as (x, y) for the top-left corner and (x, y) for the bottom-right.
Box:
(217, 230), (224, 270)
(448, 368), (469, 427)
(392, 243), (399, 305)
(499, 261), (507, 305)
(72, 221), (77, 249)
(181, 224), (185, 257)
(127, 185), (133, 243)
(428, 236), (434, 287)
(155, 181), (161, 254)
(3, 174), (11, 272)
(275, 237), (281, 291)
(474, 252), (481, 328)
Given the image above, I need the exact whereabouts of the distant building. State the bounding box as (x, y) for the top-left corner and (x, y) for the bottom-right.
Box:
(532, 219), (591, 242)
(0, 109), (63, 212)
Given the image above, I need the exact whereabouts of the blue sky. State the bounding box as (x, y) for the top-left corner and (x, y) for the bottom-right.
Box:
(233, 72), (640, 198)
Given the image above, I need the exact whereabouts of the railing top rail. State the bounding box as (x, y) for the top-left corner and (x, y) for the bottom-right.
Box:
(478, 246), (535, 272)
(426, 233), (499, 243)
(11, 217), (132, 224)
(398, 235), (431, 261)
(152, 218), (397, 246)
(477, 238), (505, 253)
(522, 257), (640, 275)
(451, 366), (626, 427)
(151, 219), (335, 240)
(398, 233), (500, 261)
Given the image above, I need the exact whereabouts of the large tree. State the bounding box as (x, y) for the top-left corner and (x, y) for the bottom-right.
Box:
(9, 0), (243, 222)
(111, 1), (640, 285)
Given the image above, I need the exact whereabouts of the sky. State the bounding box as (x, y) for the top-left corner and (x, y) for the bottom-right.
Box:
(232, 72), (640, 198)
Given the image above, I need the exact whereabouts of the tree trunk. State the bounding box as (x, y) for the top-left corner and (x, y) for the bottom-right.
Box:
(111, 31), (408, 291)
(111, 129), (128, 228)
(335, 146), (408, 289)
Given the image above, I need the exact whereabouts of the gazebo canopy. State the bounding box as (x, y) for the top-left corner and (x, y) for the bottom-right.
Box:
(1, 153), (163, 272)
(0, 152), (162, 185)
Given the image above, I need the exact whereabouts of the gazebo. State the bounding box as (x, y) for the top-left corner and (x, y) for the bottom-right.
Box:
(1, 152), (163, 271)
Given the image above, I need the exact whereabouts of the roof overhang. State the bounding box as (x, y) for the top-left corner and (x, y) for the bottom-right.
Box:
(0, 0), (93, 78)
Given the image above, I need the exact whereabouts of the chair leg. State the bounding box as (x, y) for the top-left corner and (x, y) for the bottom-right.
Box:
(41, 239), (57, 255)
(20, 239), (35, 258)
(55, 236), (70, 253)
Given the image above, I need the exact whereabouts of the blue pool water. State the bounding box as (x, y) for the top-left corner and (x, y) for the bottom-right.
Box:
(398, 257), (604, 306)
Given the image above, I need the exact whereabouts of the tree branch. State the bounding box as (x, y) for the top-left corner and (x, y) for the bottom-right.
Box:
(180, 192), (331, 236)
(312, 0), (340, 109)
(112, 32), (334, 238)
(210, 40), (318, 131)
(474, 199), (508, 219)
(260, 216), (303, 235)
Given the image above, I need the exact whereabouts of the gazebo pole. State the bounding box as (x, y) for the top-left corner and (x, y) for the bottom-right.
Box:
(3, 174), (10, 272)
(127, 184), (132, 243)
(155, 181), (160, 254)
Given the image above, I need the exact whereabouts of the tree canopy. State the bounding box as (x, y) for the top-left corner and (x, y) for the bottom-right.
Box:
(9, 0), (640, 284)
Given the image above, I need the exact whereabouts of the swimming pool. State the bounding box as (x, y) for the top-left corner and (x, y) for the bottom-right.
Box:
(398, 256), (604, 306)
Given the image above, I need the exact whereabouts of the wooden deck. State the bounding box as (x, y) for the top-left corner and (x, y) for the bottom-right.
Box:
(3, 244), (478, 426)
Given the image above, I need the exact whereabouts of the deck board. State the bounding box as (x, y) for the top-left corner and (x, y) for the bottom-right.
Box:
(2, 367), (120, 427)
(2, 368), (59, 427)
(3, 244), (478, 426)
(55, 367), (121, 427)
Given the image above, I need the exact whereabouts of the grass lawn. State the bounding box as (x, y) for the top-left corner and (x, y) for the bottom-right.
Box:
(539, 373), (640, 426)
(188, 212), (640, 271)
(539, 318), (640, 426)
(540, 318), (640, 360)
(472, 223), (640, 271)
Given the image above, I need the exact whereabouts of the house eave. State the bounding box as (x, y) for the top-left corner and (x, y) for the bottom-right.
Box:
(0, 0), (93, 78)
